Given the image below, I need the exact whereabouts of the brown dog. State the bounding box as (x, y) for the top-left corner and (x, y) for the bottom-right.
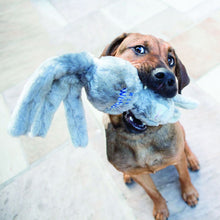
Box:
(101, 33), (200, 220)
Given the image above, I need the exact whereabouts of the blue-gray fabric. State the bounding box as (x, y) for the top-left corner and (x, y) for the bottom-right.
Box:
(8, 52), (198, 147)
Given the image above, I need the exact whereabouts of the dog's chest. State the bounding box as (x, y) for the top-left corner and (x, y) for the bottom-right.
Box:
(106, 123), (181, 173)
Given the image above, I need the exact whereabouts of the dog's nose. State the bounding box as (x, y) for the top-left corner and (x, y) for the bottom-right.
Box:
(153, 68), (176, 87)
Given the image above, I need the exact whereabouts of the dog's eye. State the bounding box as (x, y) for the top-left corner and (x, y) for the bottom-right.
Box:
(168, 55), (175, 67)
(133, 46), (146, 55)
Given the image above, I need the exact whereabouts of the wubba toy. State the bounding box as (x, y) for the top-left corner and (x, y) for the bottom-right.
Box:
(8, 52), (198, 147)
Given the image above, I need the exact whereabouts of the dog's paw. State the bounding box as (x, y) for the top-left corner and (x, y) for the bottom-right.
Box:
(153, 202), (169, 220)
(182, 184), (199, 207)
(187, 153), (200, 172)
(123, 173), (134, 185)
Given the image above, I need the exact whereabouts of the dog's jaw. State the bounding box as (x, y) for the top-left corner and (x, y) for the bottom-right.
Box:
(123, 110), (147, 133)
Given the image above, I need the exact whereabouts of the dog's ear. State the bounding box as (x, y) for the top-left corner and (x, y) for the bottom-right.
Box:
(100, 33), (129, 56)
(174, 53), (190, 94)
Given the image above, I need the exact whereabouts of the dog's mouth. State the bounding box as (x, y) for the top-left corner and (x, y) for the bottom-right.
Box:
(123, 110), (147, 133)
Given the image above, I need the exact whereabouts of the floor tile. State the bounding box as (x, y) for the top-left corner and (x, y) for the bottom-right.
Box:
(30, 0), (68, 31)
(49, 0), (117, 23)
(101, 0), (167, 30)
(163, 0), (205, 12)
(211, 9), (220, 22)
(2, 81), (26, 112)
(49, 11), (122, 56)
(0, 143), (135, 220)
(0, 0), (66, 92)
(185, 0), (220, 24)
(179, 84), (220, 162)
(196, 64), (220, 103)
(129, 7), (193, 40)
(170, 17), (220, 79)
(0, 95), (28, 185)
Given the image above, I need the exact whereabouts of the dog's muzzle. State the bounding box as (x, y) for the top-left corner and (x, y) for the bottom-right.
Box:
(139, 67), (177, 98)
(151, 68), (177, 98)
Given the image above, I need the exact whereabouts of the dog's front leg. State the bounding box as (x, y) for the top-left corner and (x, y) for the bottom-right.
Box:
(184, 141), (200, 171)
(175, 152), (199, 207)
(131, 173), (169, 220)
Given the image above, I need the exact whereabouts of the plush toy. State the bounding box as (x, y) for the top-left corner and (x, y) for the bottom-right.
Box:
(8, 52), (198, 147)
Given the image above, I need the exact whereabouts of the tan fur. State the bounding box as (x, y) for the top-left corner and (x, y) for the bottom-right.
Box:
(102, 33), (200, 220)
(105, 117), (183, 175)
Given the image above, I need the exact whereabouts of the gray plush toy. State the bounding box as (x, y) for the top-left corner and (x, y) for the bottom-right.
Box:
(8, 52), (198, 147)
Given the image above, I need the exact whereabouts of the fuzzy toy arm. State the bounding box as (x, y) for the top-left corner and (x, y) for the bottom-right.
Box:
(8, 52), (92, 139)
(8, 58), (68, 136)
(63, 84), (88, 147)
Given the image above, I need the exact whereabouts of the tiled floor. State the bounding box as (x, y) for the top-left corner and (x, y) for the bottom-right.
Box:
(0, 96), (27, 184)
(170, 16), (220, 79)
(197, 64), (220, 103)
(0, 0), (220, 219)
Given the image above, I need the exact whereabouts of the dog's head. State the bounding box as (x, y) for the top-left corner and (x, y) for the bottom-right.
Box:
(101, 33), (189, 98)
(101, 33), (190, 132)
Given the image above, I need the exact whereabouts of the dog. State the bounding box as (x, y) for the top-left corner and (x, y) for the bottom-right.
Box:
(101, 33), (200, 220)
